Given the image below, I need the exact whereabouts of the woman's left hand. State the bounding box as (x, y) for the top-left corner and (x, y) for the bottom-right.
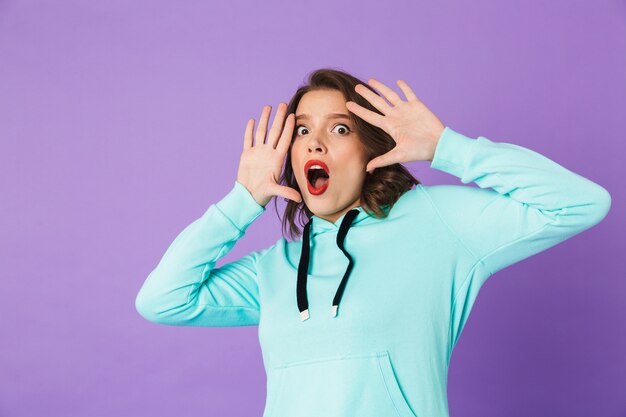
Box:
(345, 78), (446, 173)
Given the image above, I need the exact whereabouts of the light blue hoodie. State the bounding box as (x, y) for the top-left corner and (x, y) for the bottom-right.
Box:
(135, 126), (611, 417)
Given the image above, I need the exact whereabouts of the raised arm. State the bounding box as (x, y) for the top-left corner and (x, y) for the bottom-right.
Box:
(344, 77), (611, 274)
(135, 101), (302, 326)
(135, 181), (268, 326)
(423, 127), (611, 276)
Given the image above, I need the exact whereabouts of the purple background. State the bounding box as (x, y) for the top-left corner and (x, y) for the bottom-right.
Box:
(1, 1), (624, 416)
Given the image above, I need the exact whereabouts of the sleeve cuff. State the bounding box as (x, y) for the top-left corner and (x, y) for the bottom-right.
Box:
(430, 126), (477, 178)
(212, 181), (266, 231)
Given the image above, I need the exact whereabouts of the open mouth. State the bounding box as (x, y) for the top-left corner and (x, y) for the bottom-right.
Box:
(305, 162), (330, 195)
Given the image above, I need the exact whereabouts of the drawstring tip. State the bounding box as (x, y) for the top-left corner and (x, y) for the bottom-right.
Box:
(331, 305), (338, 317)
(300, 309), (309, 321)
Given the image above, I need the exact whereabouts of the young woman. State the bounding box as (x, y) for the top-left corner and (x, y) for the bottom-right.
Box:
(135, 68), (611, 417)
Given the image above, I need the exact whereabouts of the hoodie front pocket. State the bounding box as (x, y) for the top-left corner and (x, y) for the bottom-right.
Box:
(265, 351), (417, 417)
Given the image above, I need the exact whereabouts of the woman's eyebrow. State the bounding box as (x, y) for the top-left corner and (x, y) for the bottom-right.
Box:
(295, 113), (352, 121)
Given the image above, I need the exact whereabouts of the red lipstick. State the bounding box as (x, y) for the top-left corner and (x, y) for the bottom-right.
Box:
(304, 159), (330, 195)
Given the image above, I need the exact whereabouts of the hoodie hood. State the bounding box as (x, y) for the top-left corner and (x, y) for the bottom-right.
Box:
(308, 206), (377, 235)
(296, 205), (386, 321)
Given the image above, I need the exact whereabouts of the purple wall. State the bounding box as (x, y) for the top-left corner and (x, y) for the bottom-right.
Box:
(1, 1), (623, 416)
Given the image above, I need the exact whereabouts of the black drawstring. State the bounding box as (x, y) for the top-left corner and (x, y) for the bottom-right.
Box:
(297, 208), (360, 321)
(296, 215), (312, 321)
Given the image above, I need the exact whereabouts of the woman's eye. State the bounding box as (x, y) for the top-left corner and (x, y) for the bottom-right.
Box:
(295, 124), (351, 136)
(332, 124), (351, 135)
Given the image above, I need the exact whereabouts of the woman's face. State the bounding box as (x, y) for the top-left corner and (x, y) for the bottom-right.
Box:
(290, 89), (370, 224)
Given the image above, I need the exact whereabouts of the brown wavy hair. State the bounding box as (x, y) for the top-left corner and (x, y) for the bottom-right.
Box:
(273, 67), (421, 241)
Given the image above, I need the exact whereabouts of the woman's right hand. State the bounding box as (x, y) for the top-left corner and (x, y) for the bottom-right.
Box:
(237, 102), (302, 208)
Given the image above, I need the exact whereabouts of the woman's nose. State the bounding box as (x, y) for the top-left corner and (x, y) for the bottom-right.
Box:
(307, 134), (326, 153)
(308, 143), (323, 153)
